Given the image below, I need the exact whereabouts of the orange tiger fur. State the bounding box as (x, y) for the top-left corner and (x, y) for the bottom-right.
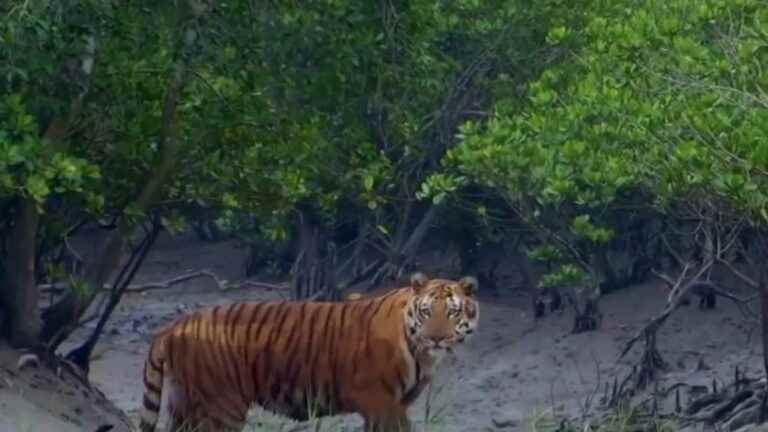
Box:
(139, 272), (480, 432)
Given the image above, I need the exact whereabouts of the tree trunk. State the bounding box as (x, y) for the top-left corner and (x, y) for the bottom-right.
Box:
(66, 219), (161, 372)
(397, 205), (438, 274)
(40, 227), (129, 348)
(0, 35), (97, 347)
(290, 208), (335, 300)
(572, 294), (602, 333)
(41, 46), (190, 348)
(368, 204), (439, 287)
(760, 266), (768, 387)
(1, 37), (95, 347)
(1, 198), (41, 347)
(594, 247), (620, 292)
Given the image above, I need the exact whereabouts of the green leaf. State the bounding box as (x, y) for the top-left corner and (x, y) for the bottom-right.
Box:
(363, 175), (374, 192)
(25, 174), (50, 201)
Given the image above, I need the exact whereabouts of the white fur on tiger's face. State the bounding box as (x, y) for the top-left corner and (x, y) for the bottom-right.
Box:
(404, 273), (479, 356)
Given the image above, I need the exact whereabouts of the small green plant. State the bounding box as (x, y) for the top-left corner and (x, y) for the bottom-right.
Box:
(527, 405), (678, 432)
(68, 277), (95, 302)
(236, 374), (454, 432)
(244, 403), (349, 432)
(422, 378), (453, 431)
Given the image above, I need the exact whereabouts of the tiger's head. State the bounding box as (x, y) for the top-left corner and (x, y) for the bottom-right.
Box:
(404, 272), (479, 355)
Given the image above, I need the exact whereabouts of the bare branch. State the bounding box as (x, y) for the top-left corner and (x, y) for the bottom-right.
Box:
(119, 270), (228, 293)
(717, 257), (759, 290)
(40, 269), (232, 294)
(238, 280), (289, 291)
(660, 233), (687, 268)
(619, 261), (713, 360)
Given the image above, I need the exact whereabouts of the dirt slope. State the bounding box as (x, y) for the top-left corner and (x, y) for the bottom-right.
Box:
(53, 231), (763, 431)
(0, 345), (132, 432)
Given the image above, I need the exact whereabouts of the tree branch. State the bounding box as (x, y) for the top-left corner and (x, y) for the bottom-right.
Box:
(41, 19), (198, 348)
(619, 261), (713, 360)
(717, 256), (759, 290)
(40, 269), (233, 294)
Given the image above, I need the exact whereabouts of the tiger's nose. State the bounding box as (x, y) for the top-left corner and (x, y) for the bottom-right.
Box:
(430, 336), (446, 344)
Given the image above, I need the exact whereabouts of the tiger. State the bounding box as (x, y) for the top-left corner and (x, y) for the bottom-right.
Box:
(138, 272), (479, 432)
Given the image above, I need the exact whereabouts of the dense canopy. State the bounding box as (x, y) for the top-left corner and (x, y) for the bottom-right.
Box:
(1, 2), (768, 425)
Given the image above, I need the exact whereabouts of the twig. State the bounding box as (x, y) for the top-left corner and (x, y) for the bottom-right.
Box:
(238, 280), (289, 291)
(717, 256), (759, 289)
(693, 280), (758, 318)
(619, 261), (713, 361)
(40, 269), (230, 293)
(117, 270), (228, 293)
(63, 235), (85, 264)
(660, 233), (687, 268)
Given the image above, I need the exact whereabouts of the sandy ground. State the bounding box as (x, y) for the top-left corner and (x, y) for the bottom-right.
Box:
(38, 231), (766, 431)
(0, 346), (132, 432)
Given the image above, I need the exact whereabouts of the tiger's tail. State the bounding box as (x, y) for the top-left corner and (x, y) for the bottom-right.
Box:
(139, 337), (166, 432)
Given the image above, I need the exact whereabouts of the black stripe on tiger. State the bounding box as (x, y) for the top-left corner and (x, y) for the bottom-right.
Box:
(331, 302), (349, 410)
(142, 394), (159, 413)
(305, 304), (334, 410)
(250, 304), (277, 404)
(281, 303), (310, 388)
(318, 306), (337, 415)
(201, 309), (249, 421)
(251, 302), (278, 390)
(142, 372), (161, 395)
(283, 305), (319, 409)
(194, 306), (246, 423)
(226, 303), (251, 401)
(205, 316), (248, 417)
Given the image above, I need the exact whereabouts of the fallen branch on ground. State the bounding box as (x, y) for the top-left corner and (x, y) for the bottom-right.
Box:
(112, 270), (229, 293)
(679, 366), (768, 430)
(238, 280), (290, 291)
(40, 269), (224, 293)
(41, 270), (292, 296)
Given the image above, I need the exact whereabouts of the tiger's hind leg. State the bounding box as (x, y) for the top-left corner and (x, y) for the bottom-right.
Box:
(165, 407), (244, 432)
(164, 376), (196, 432)
(164, 414), (185, 432)
(165, 406), (190, 432)
(175, 397), (247, 432)
(166, 413), (217, 432)
(164, 385), (247, 432)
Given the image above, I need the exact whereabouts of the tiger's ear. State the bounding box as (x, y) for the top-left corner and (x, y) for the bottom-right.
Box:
(410, 272), (429, 293)
(458, 276), (478, 297)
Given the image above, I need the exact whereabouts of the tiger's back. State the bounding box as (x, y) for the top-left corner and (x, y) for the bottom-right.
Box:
(141, 290), (413, 430)
(139, 273), (479, 432)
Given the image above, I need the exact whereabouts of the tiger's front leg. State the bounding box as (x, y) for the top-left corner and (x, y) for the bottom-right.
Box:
(363, 405), (412, 432)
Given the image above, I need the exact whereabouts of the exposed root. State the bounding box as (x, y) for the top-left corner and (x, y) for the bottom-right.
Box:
(572, 298), (602, 333)
(631, 330), (668, 391)
(678, 368), (768, 431)
(615, 262), (713, 395)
